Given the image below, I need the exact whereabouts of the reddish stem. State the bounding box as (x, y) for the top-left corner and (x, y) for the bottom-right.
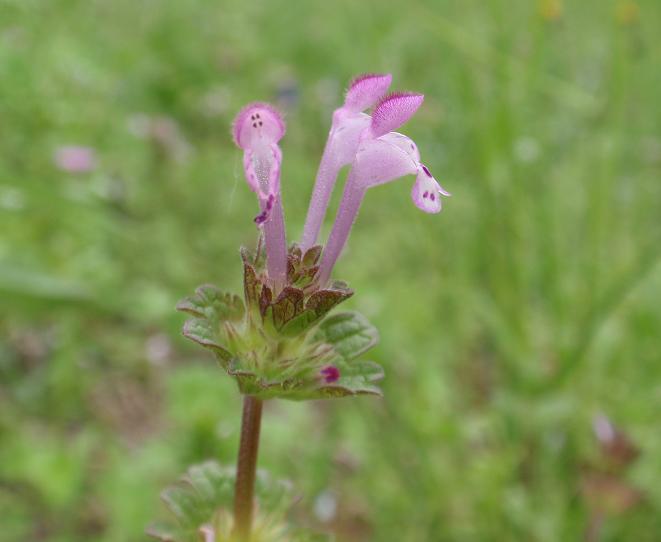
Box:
(233, 396), (263, 541)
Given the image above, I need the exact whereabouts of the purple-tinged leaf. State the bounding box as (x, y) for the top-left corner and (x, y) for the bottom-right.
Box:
(306, 286), (354, 317)
(243, 262), (260, 308)
(271, 286), (305, 328)
(302, 245), (323, 267)
(259, 284), (272, 318)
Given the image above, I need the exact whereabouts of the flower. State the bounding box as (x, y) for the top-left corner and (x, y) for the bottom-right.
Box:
(317, 91), (450, 285)
(232, 103), (288, 286)
(300, 73), (392, 250)
(182, 73), (448, 401)
(320, 365), (340, 383)
(54, 145), (96, 173)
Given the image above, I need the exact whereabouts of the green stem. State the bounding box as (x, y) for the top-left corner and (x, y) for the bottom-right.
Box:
(233, 395), (263, 541)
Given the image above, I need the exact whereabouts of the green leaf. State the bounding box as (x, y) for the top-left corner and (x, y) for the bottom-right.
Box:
(278, 310), (322, 337)
(314, 311), (379, 362)
(176, 284), (244, 322)
(148, 461), (314, 542)
(302, 245), (323, 267)
(182, 319), (232, 365)
(311, 361), (384, 398)
(277, 285), (353, 337)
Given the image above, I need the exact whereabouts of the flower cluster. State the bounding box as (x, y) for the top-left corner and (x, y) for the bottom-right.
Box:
(177, 73), (448, 401)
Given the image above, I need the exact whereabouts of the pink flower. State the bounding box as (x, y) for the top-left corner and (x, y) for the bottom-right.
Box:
(54, 146), (96, 173)
(232, 103), (288, 286)
(317, 92), (450, 284)
(300, 73), (392, 250)
(231, 75), (450, 288)
(320, 365), (340, 383)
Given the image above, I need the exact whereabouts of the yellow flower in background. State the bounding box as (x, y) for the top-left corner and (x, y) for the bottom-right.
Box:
(615, 1), (640, 25)
(539, 0), (563, 21)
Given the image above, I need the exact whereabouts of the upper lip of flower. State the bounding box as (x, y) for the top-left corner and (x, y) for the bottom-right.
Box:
(232, 101), (286, 149)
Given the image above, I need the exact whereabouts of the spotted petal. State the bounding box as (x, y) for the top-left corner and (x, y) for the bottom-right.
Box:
(411, 165), (450, 214)
(232, 102), (285, 149)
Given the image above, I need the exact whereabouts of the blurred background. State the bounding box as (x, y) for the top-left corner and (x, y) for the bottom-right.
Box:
(1, 0), (660, 540)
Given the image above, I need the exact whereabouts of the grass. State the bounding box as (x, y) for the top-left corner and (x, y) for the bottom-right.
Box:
(1, 0), (660, 540)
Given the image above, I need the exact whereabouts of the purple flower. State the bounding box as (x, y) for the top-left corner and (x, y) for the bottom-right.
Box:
(316, 92), (450, 284)
(54, 146), (96, 173)
(231, 75), (449, 288)
(232, 103), (288, 286)
(320, 365), (340, 383)
(300, 73), (392, 250)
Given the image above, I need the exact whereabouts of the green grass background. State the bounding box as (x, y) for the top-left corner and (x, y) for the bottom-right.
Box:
(1, 0), (660, 540)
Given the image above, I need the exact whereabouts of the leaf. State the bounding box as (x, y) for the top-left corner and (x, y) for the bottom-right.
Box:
(148, 462), (235, 542)
(176, 284), (244, 322)
(278, 285), (353, 337)
(161, 486), (202, 527)
(182, 319), (232, 365)
(313, 361), (384, 399)
(314, 311), (379, 362)
(302, 245), (323, 267)
(271, 287), (305, 328)
(278, 310), (323, 337)
(305, 286), (353, 318)
(148, 461), (306, 542)
(259, 284), (273, 318)
(243, 262), (260, 308)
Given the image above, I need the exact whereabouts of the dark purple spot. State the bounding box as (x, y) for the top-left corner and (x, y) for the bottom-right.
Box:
(411, 143), (415, 150)
(430, 193), (436, 201)
(254, 195), (275, 225)
(422, 191), (429, 199)
(251, 115), (255, 120)
(252, 122), (257, 128)
(259, 121), (263, 126)
(255, 113), (260, 118)
(422, 165), (432, 177)
(320, 365), (340, 383)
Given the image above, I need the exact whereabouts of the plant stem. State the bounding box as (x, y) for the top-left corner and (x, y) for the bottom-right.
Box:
(233, 395), (263, 541)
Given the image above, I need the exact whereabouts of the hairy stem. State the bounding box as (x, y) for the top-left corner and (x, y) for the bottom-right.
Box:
(263, 195), (287, 288)
(301, 147), (339, 250)
(318, 173), (366, 285)
(233, 396), (263, 541)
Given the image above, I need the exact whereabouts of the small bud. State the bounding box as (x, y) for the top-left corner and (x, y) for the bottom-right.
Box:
(320, 365), (340, 383)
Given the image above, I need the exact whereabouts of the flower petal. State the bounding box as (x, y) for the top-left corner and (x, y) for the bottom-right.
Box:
(344, 73), (392, 112)
(232, 102), (285, 150)
(370, 92), (424, 138)
(327, 112), (371, 167)
(243, 144), (282, 201)
(352, 138), (418, 188)
(411, 165), (449, 214)
(378, 131), (421, 163)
